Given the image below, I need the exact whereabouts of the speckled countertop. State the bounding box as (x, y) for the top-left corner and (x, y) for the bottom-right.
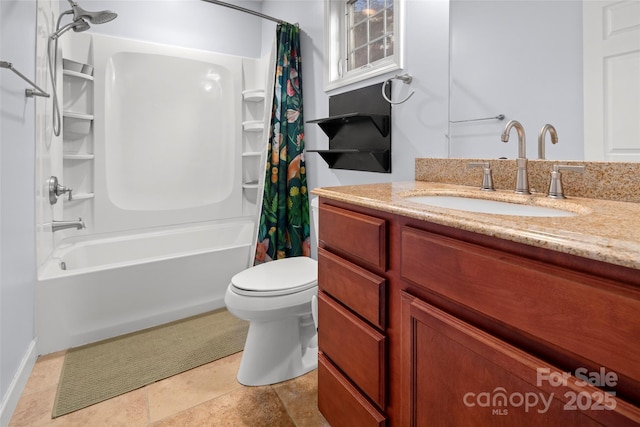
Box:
(312, 180), (640, 271)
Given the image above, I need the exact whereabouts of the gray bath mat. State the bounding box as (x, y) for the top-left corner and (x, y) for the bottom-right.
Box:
(52, 308), (248, 418)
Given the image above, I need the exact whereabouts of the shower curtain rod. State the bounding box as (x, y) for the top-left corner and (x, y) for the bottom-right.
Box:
(200, 0), (289, 25)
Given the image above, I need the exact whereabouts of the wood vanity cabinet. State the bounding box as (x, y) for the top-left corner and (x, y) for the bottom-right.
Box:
(316, 198), (640, 426)
(317, 203), (388, 427)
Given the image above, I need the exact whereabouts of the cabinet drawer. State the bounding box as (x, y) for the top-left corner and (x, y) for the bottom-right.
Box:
(319, 204), (387, 271)
(318, 247), (386, 329)
(401, 226), (640, 401)
(318, 353), (386, 427)
(318, 292), (386, 408)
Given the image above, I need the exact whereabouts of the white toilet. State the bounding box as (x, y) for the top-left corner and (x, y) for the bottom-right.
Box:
(224, 198), (319, 386)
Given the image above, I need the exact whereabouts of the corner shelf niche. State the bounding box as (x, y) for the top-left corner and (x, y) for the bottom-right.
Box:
(63, 153), (95, 160)
(241, 82), (266, 207)
(61, 56), (95, 224)
(243, 120), (264, 132)
(307, 83), (391, 173)
(242, 89), (265, 102)
(62, 69), (94, 81)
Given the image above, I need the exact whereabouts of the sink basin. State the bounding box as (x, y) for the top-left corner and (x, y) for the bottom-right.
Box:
(404, 195), (578, 217)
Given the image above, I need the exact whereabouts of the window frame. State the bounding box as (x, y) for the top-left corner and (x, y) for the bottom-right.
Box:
(324, 0), (404, 91)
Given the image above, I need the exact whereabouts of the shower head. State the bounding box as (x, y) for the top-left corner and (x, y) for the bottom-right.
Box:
(68, 0), (118, 24)
(49, 1), (117, 40)
(50, 18), (90, 40)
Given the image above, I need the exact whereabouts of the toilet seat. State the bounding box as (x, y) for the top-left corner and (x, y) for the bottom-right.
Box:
(230, 257), (317, 297)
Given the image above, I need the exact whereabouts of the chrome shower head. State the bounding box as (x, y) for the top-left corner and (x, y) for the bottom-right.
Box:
(50, 17), (90, 40)
(68, 0), (118, 24)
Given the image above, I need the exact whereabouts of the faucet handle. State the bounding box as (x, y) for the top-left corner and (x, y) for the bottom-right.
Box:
(468, 162), (495, 191)
(57, 184), (73, 201)
(48, 176), (73, 204)
(548, 164), (585, 199)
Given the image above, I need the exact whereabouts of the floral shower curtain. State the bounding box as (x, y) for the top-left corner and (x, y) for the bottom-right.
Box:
(254, 23), (309, 265)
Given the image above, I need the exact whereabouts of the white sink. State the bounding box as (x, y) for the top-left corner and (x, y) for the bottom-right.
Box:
(404, 195), (578, 217)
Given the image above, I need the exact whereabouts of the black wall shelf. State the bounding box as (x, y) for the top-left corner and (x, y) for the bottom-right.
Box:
(307, 83), (391, 173)
(308, 149), (390, 173)
(308, 113), (389, 138)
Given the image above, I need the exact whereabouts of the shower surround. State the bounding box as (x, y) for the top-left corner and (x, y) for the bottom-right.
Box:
(36, 33), (269, 354)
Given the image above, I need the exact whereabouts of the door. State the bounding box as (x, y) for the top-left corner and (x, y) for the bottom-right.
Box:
(584, 0), (640, 161)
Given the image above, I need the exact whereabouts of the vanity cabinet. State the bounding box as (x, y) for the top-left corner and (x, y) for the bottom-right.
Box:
(316, 197), (640, 427)
(317, 204), (388, 426)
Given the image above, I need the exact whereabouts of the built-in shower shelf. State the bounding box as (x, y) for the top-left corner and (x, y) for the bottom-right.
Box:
(63, 112), (93, 136)
(63, 111), (94, 121)
(63, 153), (95, 160)
(242, 181), (259, 189)
(63, 70), (94, 81)
(65, 192), (94, 201)
(242, 89), (265, 102)
(242, 120), (264, 132)
(242, 151), (262, 158)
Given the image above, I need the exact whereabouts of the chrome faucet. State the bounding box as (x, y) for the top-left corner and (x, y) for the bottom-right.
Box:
(501, 120), (530, 194)
(52, 218), (85, 232)
(538, 124), (558, 160)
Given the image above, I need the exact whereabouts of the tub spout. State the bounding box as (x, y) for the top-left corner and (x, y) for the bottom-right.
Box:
(52, 218), (85, 232)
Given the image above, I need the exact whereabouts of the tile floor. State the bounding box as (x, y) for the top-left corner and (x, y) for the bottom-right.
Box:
(9, 351), (330, 426)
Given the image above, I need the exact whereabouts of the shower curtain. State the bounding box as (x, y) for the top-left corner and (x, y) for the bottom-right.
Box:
(255, 23), (309, 265)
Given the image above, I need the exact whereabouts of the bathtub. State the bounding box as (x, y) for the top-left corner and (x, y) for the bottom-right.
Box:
(36, 219), (254, 354)
(36, 34), (268, 355)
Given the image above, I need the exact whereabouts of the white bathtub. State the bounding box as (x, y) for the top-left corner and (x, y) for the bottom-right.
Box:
(36, 220), (254, 354)
(36, 34), (265, 355)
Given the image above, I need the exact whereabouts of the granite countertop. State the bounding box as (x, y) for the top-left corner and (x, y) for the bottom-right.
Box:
(312, 181), (640, 271)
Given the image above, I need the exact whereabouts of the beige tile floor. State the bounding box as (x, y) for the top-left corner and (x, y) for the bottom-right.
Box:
(9, 350), (330, 426)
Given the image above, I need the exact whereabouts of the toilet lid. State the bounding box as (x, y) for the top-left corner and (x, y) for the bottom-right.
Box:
(231, 257), (318, 296)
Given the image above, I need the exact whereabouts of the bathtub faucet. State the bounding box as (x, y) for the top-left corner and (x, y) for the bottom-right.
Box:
(52, 218), (85, 232)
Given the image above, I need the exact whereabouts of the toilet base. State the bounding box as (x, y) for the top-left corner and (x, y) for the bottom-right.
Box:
(237, 315), (318, 386)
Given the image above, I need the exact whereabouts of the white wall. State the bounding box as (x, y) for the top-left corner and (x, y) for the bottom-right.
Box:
(0, 1), (38, 424)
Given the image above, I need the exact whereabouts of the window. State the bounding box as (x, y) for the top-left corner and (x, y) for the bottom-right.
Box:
(325, 0), (403, 91)
(347, 0), (394, 71)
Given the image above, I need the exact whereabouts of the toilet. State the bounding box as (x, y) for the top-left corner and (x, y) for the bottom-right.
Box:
(224, 198), (319, 386)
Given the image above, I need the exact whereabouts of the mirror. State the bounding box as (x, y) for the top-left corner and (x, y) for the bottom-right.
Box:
(448, 0), (640, 162)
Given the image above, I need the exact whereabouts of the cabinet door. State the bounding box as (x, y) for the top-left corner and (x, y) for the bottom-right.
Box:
(400, 292), (640, 427)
